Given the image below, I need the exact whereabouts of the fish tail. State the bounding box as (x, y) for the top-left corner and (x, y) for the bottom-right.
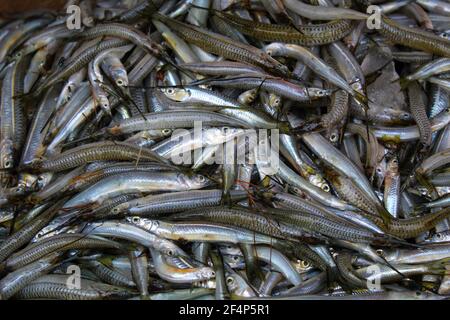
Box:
(60, 130), (106, 148)
(352, 90), (369, 109)
(278, 121), (291, 135)
(0, 262), (6, 276)
(397, 77), (410, 90)
(413, 203), (427, 214)
(376, 203), (393, 226)
(427, 258), (450, 274)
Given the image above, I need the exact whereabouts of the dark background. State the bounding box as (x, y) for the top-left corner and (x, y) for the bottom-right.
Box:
(0, 0), (65, 14)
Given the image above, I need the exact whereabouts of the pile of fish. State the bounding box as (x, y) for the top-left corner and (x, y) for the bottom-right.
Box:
(0, 0), (450, 300)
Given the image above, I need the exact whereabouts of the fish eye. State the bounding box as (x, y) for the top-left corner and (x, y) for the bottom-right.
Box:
(132, 216), (140, 224)
(210, 271), (215, 277)
(330, 134), (338, 142)
(162, 129), (172, 135)
(301, 260), (310, 268)
(376, 249), (383, 256)
(116, 80), (124, 86)
(322, 185), (330, 192)
(226, 277), (234, 285)
(167, 249), (174, 256)
(4, 161), (12, 168)
(197, 175), (206, 182)
(436, 233), (443, 239)
(166, 88), (175, 95)
(402, 113), (410, 120)
(376, 168), (382, 174)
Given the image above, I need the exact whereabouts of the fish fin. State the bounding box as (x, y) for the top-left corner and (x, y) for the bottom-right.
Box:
(416, 173), (439, 200)
(13, 90), (40, 103)
(189, 3), (214, 13)
(245, 261), (265, 287)
(396, 77), (410, 90)
(240, 244), (265, 287)
(68, 170), (104, 186)
(326, 266), (340, 285)
(97, 255), (116, 268)
(220, 190), (233, 207)
(376, 204), (393, 226)
(291, 120), (324, 135)
(138, 0), (161, 19)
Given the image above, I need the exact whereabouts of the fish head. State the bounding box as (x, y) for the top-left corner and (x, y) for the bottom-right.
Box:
(111, 204), (127, 217)
(226, 272), (256, 298)
(159, 239), (187, 258)
(386, 156), (399, 174)
(263, 42), (285, 57)
(223, 254), (245, 268)
(198, 267), (216, 281)
(161, 87), (189, 102)
(182, 173), (213, 189)
(375, 159), (387, 188)
(0, 139), (14, 169)
(114, 73), (129, 88)
(160, 128), (173, 138)
(98, 95), (110, 112)
(325, 127), (340, 147)
(268, 93), (282, 109)
(127, 216), (157, 232)
(35, 172), (54, 190)
(17, 173), (38, 191)
(306, 88), (333, 99)
(238, 89), (258, 105)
